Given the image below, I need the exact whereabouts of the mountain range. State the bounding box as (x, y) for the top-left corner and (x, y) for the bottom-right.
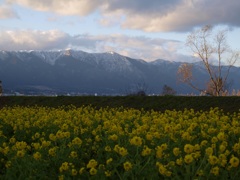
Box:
(0, 49), (240, 95)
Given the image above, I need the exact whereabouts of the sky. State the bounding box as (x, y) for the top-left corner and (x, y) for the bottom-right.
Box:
(0, 0), (240, 63)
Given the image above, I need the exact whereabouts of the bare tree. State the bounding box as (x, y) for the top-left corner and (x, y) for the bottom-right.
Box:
(178, 25), (240, 96)
(125, 82), (148, 96)
(162, 84), (176, 95)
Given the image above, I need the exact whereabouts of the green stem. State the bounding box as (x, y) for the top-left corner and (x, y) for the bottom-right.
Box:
(115, 169), (123, 180)
(139, 157), (151, 172)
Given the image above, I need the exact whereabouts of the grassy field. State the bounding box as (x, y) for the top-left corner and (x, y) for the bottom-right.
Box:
(1, 95), (240, 113)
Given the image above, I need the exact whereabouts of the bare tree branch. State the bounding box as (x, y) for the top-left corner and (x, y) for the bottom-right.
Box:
(178, 25), (240, 96)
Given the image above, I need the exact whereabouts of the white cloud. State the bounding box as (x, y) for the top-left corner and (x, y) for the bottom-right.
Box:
(0, 30), (71, 50)
(5, 0), (240, 32)
(0, 29), (187, 62)
(6, 0), (103, 16)
(0, 5), (18, 19)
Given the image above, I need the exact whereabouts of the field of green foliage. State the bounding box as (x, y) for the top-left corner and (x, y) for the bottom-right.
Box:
(0, 105), (240, 179)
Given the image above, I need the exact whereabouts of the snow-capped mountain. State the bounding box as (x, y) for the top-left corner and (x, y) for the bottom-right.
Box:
(0, 50), (239, 95)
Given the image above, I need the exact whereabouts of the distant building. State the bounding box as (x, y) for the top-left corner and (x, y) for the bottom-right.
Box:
(0, 81), (2, 96)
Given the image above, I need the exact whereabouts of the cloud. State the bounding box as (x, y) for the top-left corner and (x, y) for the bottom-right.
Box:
(103, 0), (240, 32)
(6, 0), (103, 16)
(0, 5), (19, 19)
(0, 30), (71, 50)
(5, 0), (240, 32)
(0, 29), (187, 62)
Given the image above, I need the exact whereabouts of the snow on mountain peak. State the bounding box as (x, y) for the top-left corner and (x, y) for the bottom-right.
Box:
(107, 51), (115, 55)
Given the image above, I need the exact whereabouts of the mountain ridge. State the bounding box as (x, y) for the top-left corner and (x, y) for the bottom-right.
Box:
(0, 50), (239, 95)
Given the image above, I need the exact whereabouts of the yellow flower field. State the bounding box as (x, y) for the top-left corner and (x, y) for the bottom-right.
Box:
(0, 106), (240, 179)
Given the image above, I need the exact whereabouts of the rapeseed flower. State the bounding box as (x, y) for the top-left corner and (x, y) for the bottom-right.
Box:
(123, 161), (132, 171)
(184, 144), (194, 154)
(173, 147), (181, 156)
(229, 156), (239, 167)
(89, 168), (97, 175)
(106, 158), (113, 165)
(184, 154), (193, 164)
(17, 150), (25, 158)
(87, 159), (98, 169)
(60, 162), (69, 172)
(71, 169), (78, 176)
(130, 136), (143, 146)
(33, 152), (41, 160)
(211, 166), (219, 176)
(208, 155), (218, 165)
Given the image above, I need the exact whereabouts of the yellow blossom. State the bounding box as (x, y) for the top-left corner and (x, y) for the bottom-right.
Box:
(105, 170), (112, 177)
(229, 156), (239, 167)
(141, 146), (152, 156)
(106, 158), (113, 165)
(217, 132), (225, 141)
(59, 162), (69, 172)
(70, 151), (78, 158)
(33, 152), (41, 160)
(79, 167), (85, 174)
(89, 167), (97, 175)
(211, 166), (219, 176)
(17, 150), (25, 158)
(184, 144), (194, 154)
(71, 169), (78, 176)
(173, 147), (181, 156)
(123, 161), (132, 171)
(108, 134), (118, 141)
(184, 154), (193, 164)
(104, 146), (111, 152)
(130, 136), (143, 146)
(205, 147), (213, 156)
(87, 159), (98, 169)
(208, 155), (218, 165)
(119, 147), (128, 156)
(176, 158), (183, 166)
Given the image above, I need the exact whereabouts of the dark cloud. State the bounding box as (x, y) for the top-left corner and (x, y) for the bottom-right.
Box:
(105, 0), (180, 15)
(4, 0), (240, 32)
